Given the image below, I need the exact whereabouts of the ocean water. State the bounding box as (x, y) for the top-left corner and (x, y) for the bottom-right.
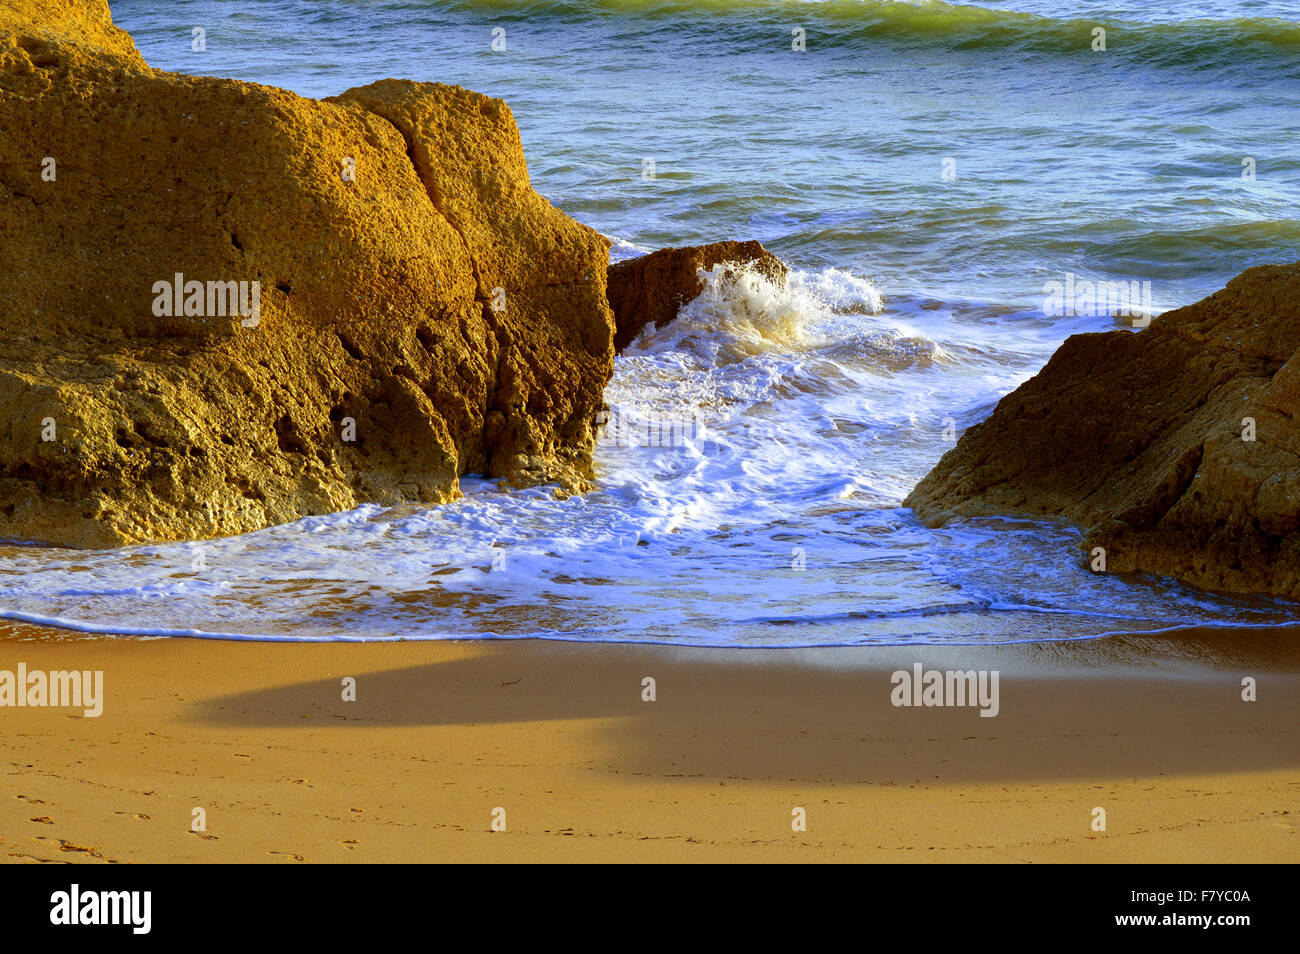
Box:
(3, 0), (1298, 644)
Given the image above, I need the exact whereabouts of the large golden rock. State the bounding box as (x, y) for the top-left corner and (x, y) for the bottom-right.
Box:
(906, 264), (1300, 599)
(0, 1), (613, 547)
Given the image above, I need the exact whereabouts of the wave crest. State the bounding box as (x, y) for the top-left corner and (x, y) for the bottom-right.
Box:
(435, 0), (1300, 69)
(624, 262), (883, 363)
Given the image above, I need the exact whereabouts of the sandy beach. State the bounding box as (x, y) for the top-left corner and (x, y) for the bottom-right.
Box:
(2, 620), (1296, 863)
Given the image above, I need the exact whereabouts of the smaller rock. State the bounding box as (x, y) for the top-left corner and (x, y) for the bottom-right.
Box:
(606, 240), (788, 352)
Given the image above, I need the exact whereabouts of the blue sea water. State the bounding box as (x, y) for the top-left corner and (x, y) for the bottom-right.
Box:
(2, 0), (1297, 644)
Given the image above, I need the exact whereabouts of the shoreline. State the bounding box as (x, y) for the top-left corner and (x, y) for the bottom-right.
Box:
(3, 620), (1296, 862)
(7, 614), (1300, 669)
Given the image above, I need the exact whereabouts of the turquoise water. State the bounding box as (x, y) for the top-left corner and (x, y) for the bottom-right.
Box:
(1, 0), (1297, 644)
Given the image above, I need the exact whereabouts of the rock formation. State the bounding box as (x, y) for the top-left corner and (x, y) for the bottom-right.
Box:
(0, 0), (614, 547)
(906, 263), (1300, 599)
(606, 240), (787, 352)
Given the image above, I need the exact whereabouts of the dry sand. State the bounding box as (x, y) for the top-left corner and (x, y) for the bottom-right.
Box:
(1, 620), (1297, 862)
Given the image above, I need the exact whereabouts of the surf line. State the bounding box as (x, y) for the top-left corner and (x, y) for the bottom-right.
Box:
(0, 663), (104, 717)
(890, 663), (999, 718)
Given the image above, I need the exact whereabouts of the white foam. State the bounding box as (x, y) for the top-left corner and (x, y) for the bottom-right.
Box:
(625, 262), (883, 363)
(608, 236), (652, 264)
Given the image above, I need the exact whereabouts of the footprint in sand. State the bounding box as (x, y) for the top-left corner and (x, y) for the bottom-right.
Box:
(57, 841), (104, 858)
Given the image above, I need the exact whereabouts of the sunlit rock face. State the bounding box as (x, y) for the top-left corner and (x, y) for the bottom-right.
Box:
(0, 0), (614, 547)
